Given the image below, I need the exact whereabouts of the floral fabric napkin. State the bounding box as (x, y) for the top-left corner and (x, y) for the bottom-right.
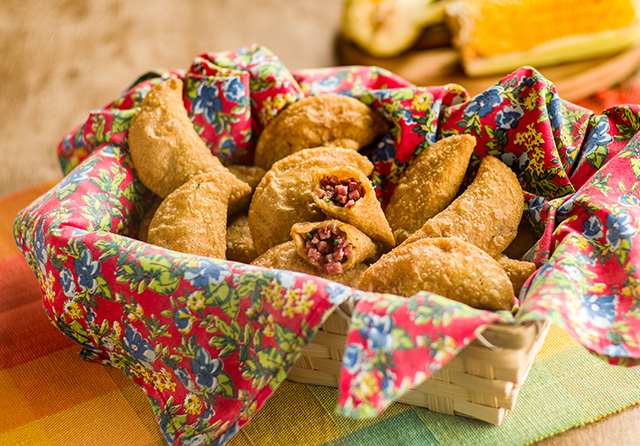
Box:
(14, 45), (640, 445)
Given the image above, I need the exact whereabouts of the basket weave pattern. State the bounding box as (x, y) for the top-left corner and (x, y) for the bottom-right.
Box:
(288, 307), (550, 425)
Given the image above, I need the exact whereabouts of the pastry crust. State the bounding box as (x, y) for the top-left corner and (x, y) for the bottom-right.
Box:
(403, 155), (523, 256)
(226, 164), (266, 216)
(248, 146), (374, 255)
(251, 240), (368, 288)
(311, 165), (395, 248)
(358, 237), (515, 311)
(147, 171), (233, 259)
(254, 94), (389, 170)
(128, 78), (250, 202)
(385, 134), (476, 244)
(495, 254), (537, 296)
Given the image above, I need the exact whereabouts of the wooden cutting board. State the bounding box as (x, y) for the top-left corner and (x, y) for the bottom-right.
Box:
(337, 37), (640, 102)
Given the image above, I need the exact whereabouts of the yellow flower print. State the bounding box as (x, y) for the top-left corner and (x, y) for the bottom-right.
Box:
(126, 303), (144, 322)
(514, 123), (545, 152)
(282, 289), (303, 318)
(258, 93), (297, 127)
(63, 300), (83, 319)
(302, 281), (318, 298)
(590, 283), (607, 293)
(295, 296), (314, 316)
(43, 271), (56, 302)
(353, 372), (380, 401)
(262, 282), (286, 311)
(524, 91), (538, 111)
(258, 314), (275, 338)
(187, 292), (206, 312)
(411, 93), (432, 112)
(184, 393), (203, 415)
(154, 368), (176, 392)
(131, 363), (154, 383)
(113, 321), (122, 338)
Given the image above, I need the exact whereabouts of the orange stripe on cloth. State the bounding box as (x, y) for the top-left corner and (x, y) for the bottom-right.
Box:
(0, 180), (59, 260)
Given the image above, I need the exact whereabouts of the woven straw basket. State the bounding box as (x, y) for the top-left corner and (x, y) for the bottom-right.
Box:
(287, 302), (551, 425)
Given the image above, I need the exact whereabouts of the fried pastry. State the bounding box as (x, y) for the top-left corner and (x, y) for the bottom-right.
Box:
(147, 171), (233, 259)
(251, 241), (368, 287)
(227, 164), (266, 216)
(128, 78), (250, 202)
(226, 213), (259, 264)
(385, 134), (476, 244)
(290, 220), (378, 275)
(402, 155), (524, 256)
(249, 146), (374, 255)
(311, 165), (395, 248)
(254, 94), (389, 170)
(358, 237), (515, 311)
(495, 254), (537, 296)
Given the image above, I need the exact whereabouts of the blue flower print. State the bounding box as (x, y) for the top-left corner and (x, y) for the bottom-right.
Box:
(184, 260), (231, 288)
(620, 193), (639, 207)
(380, 369), (396, 395)
(223, 77), (246, 103)
(33, 220), (48, 272)
(520, 76), (537, 88)
(216, 136), (237, 159)
(74, 248), (101, 293)
(604, 343), (628, 358)
(583, 215), (604, 241)
(372, 134), (396, 163)
(60, 162), (95, 188)
(548, 96), (562, 131)
(466, 86), (502, 118)
(524, 195), (546, 224)
(402, 109), (418, 125)
(495, 104), (524, 130)
(343, 343), (364, 373)
(311, 76), (342, 92)
(60, 267), (77, 298)
(191, 347), (223, 391)
(605, 212), (636, 251)
(325, 282), (352, 305)
(359, 314), (394, 351)
(175, 307), (195, 334)
(123, 325), (158, 365)
(497, 152), (518, 171)
(556, 194), (576, 223)
(192, 82), (222, 124)
(579, 119), (612, 169)
(175, 366), (195, 391)
(579, 294), (617, 328)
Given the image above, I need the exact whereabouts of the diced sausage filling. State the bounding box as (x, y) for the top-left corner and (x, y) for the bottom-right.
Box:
(315, 175), (365, 208)
(303, 222), (353, 275)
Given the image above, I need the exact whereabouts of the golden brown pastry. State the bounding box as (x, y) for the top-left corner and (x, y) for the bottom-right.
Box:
(310, 165), (395, 248)
(290, 220), (378, 274)
(226, 213), (259, 264)
(358, 237), (515, 311)
(385, 134), (476, 244)
(248, 146), (374, 255)
(128, 78), (250, 202)
(495, 254), (537, 296)
(251, 241), (368, 287)
(226, 164), (267, 216)
(254, 94), (389, 170)
(147, 171), (234, 259)
(402, 155), (524, 256)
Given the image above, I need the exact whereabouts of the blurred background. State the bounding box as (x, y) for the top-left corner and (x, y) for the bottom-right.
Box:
(3, 0), (640, 198)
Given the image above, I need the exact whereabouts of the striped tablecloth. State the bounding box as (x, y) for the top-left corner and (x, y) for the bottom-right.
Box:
(2, 181), (640, 446)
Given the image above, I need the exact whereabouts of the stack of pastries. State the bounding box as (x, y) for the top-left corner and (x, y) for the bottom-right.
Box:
(129, 78), (536, 312)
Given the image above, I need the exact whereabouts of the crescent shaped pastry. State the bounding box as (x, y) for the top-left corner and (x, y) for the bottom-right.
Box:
(402, 155), (524, 256)
(248, 146), (374, 255)
(495, 254), (537, 296)
(290, 220), (379, 274)
(357, 237), (515, 311)
(311, 165), (395, 248)
(254, 94), (389, 170)
(251, 241), (368, 288)
(128, 78), (250, 202)
(385, 134), (476, 244)
(147, 171), (233, 259)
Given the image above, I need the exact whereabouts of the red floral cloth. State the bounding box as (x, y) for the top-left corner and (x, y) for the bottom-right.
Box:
(14, 45), (640, 444)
